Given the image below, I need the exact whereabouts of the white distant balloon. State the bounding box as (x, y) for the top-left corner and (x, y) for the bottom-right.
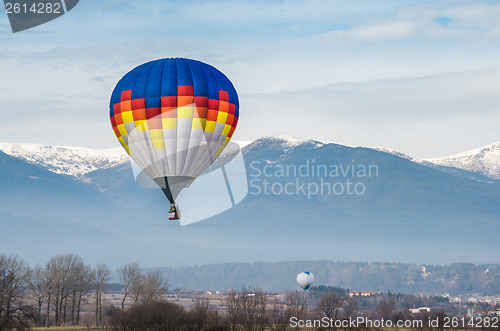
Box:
(297, 271), (314, 291)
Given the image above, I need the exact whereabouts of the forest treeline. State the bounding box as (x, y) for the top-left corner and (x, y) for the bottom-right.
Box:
(159, 261), (500, 295)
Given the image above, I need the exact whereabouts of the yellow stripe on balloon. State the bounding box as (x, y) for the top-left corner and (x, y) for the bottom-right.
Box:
(118, 136), (130, 154)
(121, 111), (134, 124)
(216, 137), (231, 156)
(221, 124), (231, 137)
(149, 130), (165, 150)
(162, 118), (177, 129)
(152, 139), (165, 150)
(178, 106), (194, 118)
(117, 124), (127, 136)
(150, 129), (163, 140)
(135, 120), (149, 132)
(205, 120), (216, 133)
(216, 111), (228, 124)
(192, 118), (206, 130)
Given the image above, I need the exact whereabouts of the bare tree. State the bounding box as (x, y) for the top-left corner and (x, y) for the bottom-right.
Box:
(75, 264), (92, 326)
(26, 264), (46, 326)
(226, 288), (268, 331)
(44, 271), (53, 327)
(342, 297), (359, 318)
(130, 272), (145, 304)
(377, 300), (396, 321)
(63, 255), (86, 326)
(285, 291), (308, 320)
(93, 264), (110, 327)
(125, 268), (168, 305)
(0, 254), (36, 330)
(140, 270), (168, 304)
(69, 262), (92, 325)
(188, 299), (222, 330)
(45, 254), (82, 326)
(318, 292), (343, 319)
(45, 255), (61, 326)
(267, 291), (308, 331)
(118, 263), (140, 310)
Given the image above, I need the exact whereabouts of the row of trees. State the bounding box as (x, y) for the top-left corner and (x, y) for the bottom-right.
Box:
(118, 262), (167, 310)
(225, 289), (308, 331)
(0, 254), (168, 330)
(110, 289), (310, 331)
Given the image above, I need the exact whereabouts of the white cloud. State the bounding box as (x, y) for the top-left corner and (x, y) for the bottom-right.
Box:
(239, 68), (500, 157)
(314, 2), (500, 45)
(444, 4), (500, 28)
(344, 21), (417, 41)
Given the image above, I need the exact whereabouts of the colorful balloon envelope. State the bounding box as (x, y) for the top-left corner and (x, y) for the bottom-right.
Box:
(297, 271), (314, 291)
(110, 58), (239, 205)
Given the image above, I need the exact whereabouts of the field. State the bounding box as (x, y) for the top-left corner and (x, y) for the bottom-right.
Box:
(33, 328), (99, 331)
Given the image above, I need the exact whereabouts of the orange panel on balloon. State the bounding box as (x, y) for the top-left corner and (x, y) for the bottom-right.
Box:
(207, 109), (218, 121)
(114, 114), (124, 125)
(132, 108), (147, 121)
(219, 100), (229, 113)
(178, 95), (194, 107)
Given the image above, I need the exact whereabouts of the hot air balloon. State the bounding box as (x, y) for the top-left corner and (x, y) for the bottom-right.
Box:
(110, 58), (239, 220)
(297, 271), (314, 291)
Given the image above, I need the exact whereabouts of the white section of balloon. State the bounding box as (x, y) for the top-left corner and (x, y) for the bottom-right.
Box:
(297, 271), (314, 291)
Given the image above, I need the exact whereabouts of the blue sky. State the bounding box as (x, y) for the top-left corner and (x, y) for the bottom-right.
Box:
(1, 0), (499, 157)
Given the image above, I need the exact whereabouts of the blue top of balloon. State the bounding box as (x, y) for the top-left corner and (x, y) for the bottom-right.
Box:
(110, 58), (239, 118)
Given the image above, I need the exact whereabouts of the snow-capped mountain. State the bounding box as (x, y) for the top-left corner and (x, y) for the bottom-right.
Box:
(264, 135), (325, 148)
(0, 143), (128, 177)
(0, 137), (498, 181)
(426, 142), (500, 180)
(242, 135), (325, 154)
(372, 147), (428, 165)
(265, 136), (500, 181)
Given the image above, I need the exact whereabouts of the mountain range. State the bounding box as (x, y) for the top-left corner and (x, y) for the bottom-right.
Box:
(428, 142), (500, 180)
(0, 136), (499, 272)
